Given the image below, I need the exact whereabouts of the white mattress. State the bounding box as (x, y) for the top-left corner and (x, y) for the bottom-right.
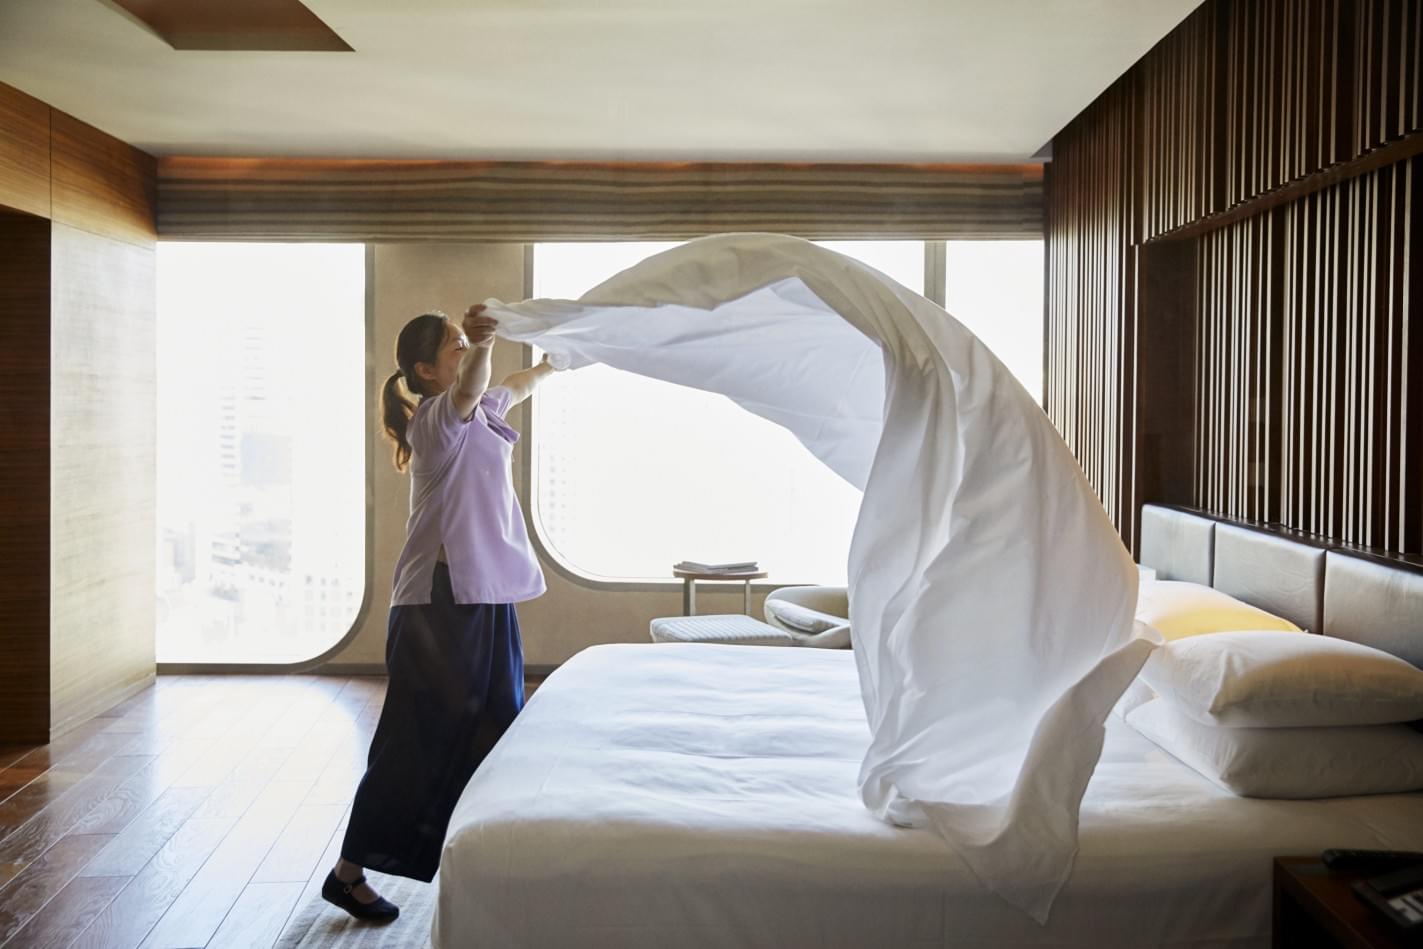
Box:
(434, 644), (1423, 948)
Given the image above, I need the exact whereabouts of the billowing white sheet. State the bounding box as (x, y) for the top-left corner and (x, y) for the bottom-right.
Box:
(434, 644), (1423, 949)
(486, 234), (1154, 919)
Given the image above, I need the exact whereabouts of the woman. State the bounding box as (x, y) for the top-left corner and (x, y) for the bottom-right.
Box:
(323, 304), (558, 921)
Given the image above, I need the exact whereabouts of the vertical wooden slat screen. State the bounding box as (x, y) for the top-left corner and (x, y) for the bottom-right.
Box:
(1354, 0), (1422, 157)
(1224, 0), (1352, 210)
(1197, 157), (1422, 551)
(1138, 3), (1220, 239)
(1047, 0), (1422, 555)
(1045, 81), (1138, 537)
(1195, 212), (1277, 525)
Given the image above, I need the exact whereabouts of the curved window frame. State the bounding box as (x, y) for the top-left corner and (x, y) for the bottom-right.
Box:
(154, 243), (375, 673)
(519, 241), (950, 594)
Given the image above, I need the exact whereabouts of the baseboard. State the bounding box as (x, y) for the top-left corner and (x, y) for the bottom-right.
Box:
(312, 662), (388, 675)
(154, 661), (563, 678)
(157, 660), (388, 675)
(312, 662), (561, 677)
(49, 670), (157, 740)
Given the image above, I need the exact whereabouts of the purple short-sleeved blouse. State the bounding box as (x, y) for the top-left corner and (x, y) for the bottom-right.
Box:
(390, 385), (546, 606)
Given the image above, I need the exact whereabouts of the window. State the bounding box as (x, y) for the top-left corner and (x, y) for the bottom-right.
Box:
(534, 242), (866, 587)
(156, 243), (366, 663)
(944, 240), (1044, 400)
(530, 239), (1043, 587)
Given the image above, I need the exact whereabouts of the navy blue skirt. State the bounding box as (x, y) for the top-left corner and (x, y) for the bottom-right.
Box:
(341, 562), (524, 882)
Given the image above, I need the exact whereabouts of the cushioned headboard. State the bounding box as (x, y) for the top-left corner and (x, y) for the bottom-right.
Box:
(1322, 552), (1423, 669)
(1211, 524), (1326, 634)
(1138, 506), (1215, 585)
(1138, 504), (1423, 670)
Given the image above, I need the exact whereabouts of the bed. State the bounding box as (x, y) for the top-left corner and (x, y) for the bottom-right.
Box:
(433, 506), (1423, 948)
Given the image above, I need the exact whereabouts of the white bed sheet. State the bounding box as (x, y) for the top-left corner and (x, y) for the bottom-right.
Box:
(434, 644), (1423, 949)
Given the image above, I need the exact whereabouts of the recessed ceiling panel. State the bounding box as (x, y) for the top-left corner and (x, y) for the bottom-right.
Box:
(107, 0), (352, 51)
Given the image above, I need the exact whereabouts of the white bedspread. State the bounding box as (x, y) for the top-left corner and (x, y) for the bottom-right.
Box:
(487, 235), (1151, 919)
(434, 644), (1423, 948)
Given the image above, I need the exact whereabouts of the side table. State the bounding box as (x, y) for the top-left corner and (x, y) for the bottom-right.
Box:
(1274, 857), (1418, 949)
(672, 568), (768, 616)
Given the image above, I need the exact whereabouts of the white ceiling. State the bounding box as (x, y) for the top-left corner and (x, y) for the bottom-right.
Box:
(0, 0), (1200, 162)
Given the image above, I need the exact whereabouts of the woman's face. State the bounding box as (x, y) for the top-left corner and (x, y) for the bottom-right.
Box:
(419, 321), (468, 394)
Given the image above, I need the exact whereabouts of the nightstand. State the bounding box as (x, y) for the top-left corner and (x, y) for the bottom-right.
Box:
(1274, 857), (1420, 948)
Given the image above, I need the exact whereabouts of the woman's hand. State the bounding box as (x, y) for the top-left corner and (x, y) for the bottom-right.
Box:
(463, 304), (498, 349)
(450, 305), (497, 420)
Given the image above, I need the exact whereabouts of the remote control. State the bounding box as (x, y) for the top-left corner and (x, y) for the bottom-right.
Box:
(1321, 849), (1423, 872)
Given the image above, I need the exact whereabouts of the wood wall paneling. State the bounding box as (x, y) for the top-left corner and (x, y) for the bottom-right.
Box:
(1048, 0), (1423, 555)
(1353, 0), (1422, 157)
(0, 83), (51, 218)
(1046, 80), (1139, 541)
(1193, 156), (1421, 551)
(1133, 238), (1199, 543)
(50, 111), (157, 246)
(1137, 2), (1221, 240)
(1136, 0), (1422, 244)
(0, 211), (53, 743)
(0, 81), (159, 739)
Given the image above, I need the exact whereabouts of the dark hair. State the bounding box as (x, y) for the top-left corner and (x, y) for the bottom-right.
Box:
(381, 312), (449, 472)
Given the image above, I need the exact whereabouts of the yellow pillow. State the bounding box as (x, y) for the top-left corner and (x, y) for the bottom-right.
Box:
(1135, 580), (1303, 640)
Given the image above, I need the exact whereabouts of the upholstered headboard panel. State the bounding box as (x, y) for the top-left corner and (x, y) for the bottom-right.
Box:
(1138, 506), (1215, 585)
(1323, 552), (1423, 668)
(1138, 504), (1423, 669)
(1211, 524), (1326, 634)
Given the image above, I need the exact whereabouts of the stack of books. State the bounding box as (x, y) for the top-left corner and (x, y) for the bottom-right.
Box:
(673, 560), (760, 574)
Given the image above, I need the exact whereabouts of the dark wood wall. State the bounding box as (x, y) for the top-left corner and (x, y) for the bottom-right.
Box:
(1046, 0), (1422, 554)
(0, 81), (158, 743)
(0, 211), (53, 743)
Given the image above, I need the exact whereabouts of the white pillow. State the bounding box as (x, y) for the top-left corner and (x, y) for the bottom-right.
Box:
(1135, 580), (1302, 640)
(1109, 621), (1167, 719)
(1141, 631), (1423, 727)
(1111, 677), (1157, 720)
(1126, 699), (1423, 798)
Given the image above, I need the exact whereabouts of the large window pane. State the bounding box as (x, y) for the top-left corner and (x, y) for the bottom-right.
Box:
(531, 241), (923, 585)
(945, 240), (1045, 400)
(156, 243), (366, 663)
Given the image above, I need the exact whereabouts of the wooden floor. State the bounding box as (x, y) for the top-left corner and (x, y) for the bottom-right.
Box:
(0, 674), (399, 949)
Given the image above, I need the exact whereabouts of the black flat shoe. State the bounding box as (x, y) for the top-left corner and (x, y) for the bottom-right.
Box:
(321, 871), (400, 922)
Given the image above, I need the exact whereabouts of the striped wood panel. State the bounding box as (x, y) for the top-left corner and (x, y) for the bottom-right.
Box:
(50, 111), (158, 247)
(0, 83), (51, 218)
(156, 159), (1044, 241)
(1223, 0), (1352, 209)
(1045, 81), (1138, 540)
(1135, 0), (1422, 243)
(1138, 2), (1220, 239)
(1195, 157), (1421, 551)
(1048, 0), (1423, 555)
(1352, 0), (1423, 158)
